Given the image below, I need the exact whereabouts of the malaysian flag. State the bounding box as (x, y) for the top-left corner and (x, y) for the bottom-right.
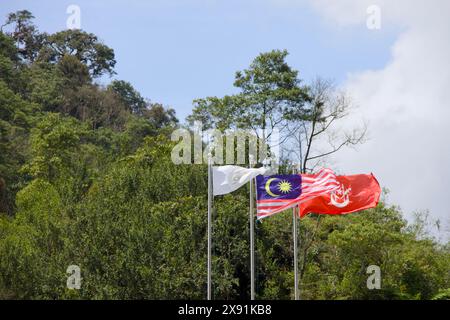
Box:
(255, 168), (340, 219)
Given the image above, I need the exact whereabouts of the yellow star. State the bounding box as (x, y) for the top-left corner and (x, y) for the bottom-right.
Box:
(277, 180), (292, 194)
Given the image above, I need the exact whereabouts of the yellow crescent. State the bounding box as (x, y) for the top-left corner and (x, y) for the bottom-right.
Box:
(265, 178), (280, 197)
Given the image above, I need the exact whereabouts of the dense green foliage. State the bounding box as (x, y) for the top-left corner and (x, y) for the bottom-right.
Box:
(0, 11), (448, 300)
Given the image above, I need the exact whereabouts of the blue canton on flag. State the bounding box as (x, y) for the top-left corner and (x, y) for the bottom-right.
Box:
(256, 175), (302, 200)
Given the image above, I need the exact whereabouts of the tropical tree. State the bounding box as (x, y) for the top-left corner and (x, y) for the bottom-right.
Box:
(188, 49), (310, 144)
(108, 80), (146, 115)
(1, 10), (45, 62)
(38, 29), (116, 77)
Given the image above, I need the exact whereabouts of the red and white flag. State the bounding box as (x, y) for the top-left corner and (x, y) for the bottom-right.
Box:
(298, 173), (381, 218)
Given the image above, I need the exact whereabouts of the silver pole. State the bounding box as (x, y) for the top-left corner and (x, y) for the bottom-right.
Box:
(250, 176), (255, 300)
(293, 166), (299, 300)
(207, 159), (212, 300)
(293, 206), (299, 300)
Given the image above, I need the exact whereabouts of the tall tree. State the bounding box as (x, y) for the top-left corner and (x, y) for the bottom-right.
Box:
(188, 49), (310, 144)
(61, 84), (129, 130)
(108, 80), (146, 114)
(1, 10), (45, 62)
(143, 103), (178, 129)
(38, 29), (116, 77)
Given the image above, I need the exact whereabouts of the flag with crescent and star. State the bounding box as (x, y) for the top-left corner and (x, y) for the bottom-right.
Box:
(255, 168), (340, 219)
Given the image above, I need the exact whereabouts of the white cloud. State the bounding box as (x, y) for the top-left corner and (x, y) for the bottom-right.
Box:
(304, 0), (450, 235)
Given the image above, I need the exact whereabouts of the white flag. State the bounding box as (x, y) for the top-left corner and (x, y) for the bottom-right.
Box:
(212, 165), (268, 196)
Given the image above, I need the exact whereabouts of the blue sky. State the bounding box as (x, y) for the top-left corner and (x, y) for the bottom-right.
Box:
(1, 0), (399, 121)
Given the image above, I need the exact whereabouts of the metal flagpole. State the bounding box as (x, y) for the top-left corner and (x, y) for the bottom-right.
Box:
(250, 178), (255, 300)
(293, 165), (299, 300)
(249, 156), (255, 300)
(207, 156), (212, 300)
(293, 206), (299, 300)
